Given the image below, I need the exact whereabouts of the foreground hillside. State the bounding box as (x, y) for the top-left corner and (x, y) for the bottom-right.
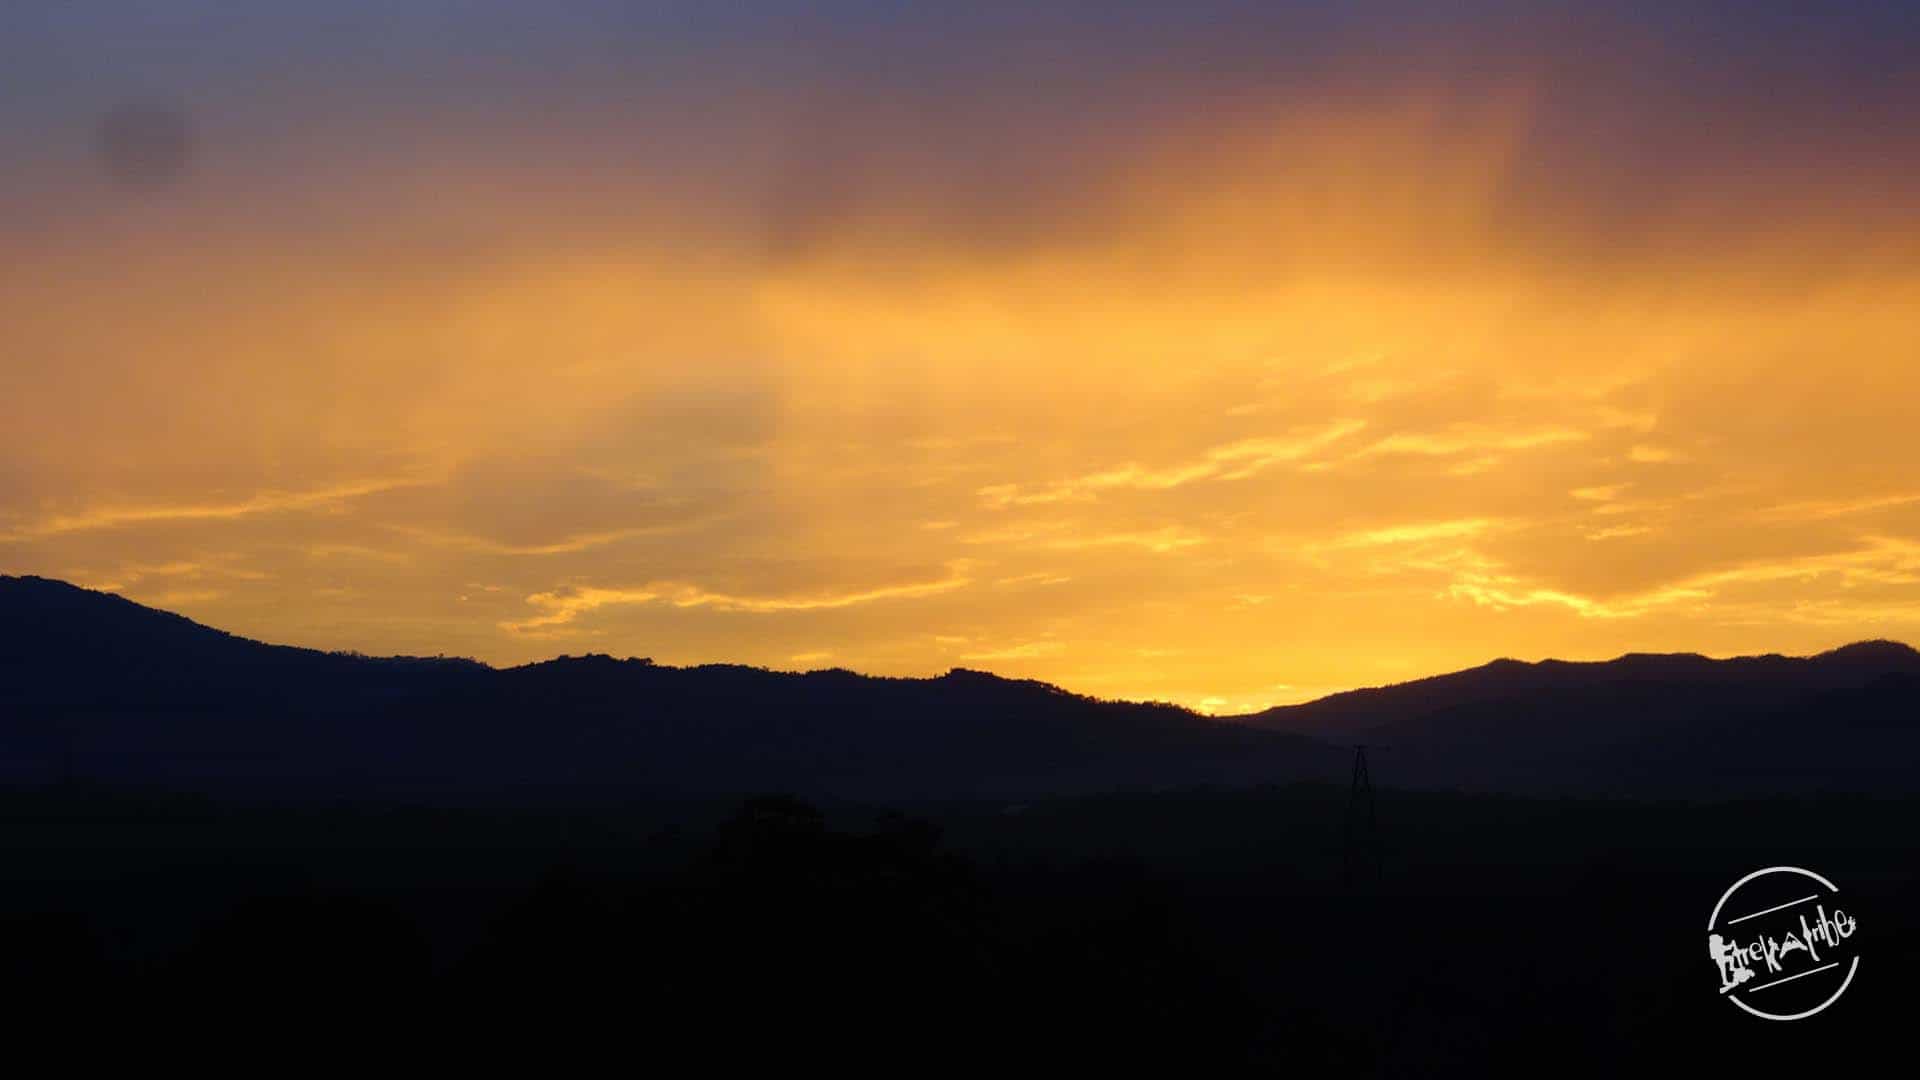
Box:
(2, 784), (1910, 1072)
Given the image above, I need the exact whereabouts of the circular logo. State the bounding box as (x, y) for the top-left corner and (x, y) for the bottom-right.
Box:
(1706, 866), (1860, 1021)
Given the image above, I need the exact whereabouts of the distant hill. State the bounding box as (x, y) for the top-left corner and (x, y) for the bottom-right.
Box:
(1239, 643), (1920, 795)
(0, 576), (1338, 802)
(3, 575), (1914, 800)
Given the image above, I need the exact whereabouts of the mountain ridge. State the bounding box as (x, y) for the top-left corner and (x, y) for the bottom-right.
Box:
(10, 573), (1912, 712)
(0, 575), (1335, 800)
(2, 574), (1915, 800)
(1241, 639), (1920, 738)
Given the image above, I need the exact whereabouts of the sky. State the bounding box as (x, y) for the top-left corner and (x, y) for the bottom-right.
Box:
(3, 1), (1918, 712)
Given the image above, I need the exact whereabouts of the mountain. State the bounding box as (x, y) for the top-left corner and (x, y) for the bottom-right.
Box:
(0, 576), (1338, 801)
(1239, 643), (1920, 794)
(4, 574), (1915, 801)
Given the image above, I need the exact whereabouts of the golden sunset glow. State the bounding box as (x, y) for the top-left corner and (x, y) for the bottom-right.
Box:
(6, 4), (1918, 711)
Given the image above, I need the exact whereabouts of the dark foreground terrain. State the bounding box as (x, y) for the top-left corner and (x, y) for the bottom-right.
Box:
(4, 784), (1907, 1073)
(2, 576), (1909, 1069)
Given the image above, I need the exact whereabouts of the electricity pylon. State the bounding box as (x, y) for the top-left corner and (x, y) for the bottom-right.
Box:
(1344, 744), (1385, 889)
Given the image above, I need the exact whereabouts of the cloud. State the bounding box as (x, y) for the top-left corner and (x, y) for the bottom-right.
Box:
(75, 558), (269, 594)
(1351, 426), (1589, 460)
(959, 641), (1065, 662)
(1446, 536), (1920, 620)
(1571, 484), (1630, 502)
(1323, 518), (1500, 549)
(995, 572), (1072, 588)
(1043, 527), (1209, 554)
(1447, 578), (1700, 619)
(1754, 493), (1920, 523)
(959, 521), (1205, 554)
(976, 420), (1365, 509)
(502, 561), (975, 633)
(2, 476), (427, 541)
(387, 522), (709, 557)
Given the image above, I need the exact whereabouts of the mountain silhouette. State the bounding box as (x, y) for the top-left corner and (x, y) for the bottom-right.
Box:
(3, 574), (1914, 800)
(1241, 643), (1920, 794)
(0, 575), (1335, 800)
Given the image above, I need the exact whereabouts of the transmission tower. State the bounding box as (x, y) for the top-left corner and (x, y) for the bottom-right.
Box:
(1344, 744), (1384, 889)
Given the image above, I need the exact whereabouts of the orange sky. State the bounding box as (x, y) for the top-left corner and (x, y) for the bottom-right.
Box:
(4, 4), (1919, 711)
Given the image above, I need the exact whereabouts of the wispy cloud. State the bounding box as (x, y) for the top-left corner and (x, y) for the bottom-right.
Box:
(1448, 536), (1920, 619)
(959, 640), (1065, 662)
(961, 521), (1205, 553)
(387, 520), (708, 557)
(995, 572), (1072, 587)
(3, 476), (428, 540)
(75, 558), (269, 594)
(976, 420), (1364, 509)
(1754, 493), (1920, 522)
(1324, 518), (1500, 549)
(1351, 425), (1589, 459)
(1043, 526), (1209, 553)
(1571, 484), (1630, 502)
(502, 562), (975, 633)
